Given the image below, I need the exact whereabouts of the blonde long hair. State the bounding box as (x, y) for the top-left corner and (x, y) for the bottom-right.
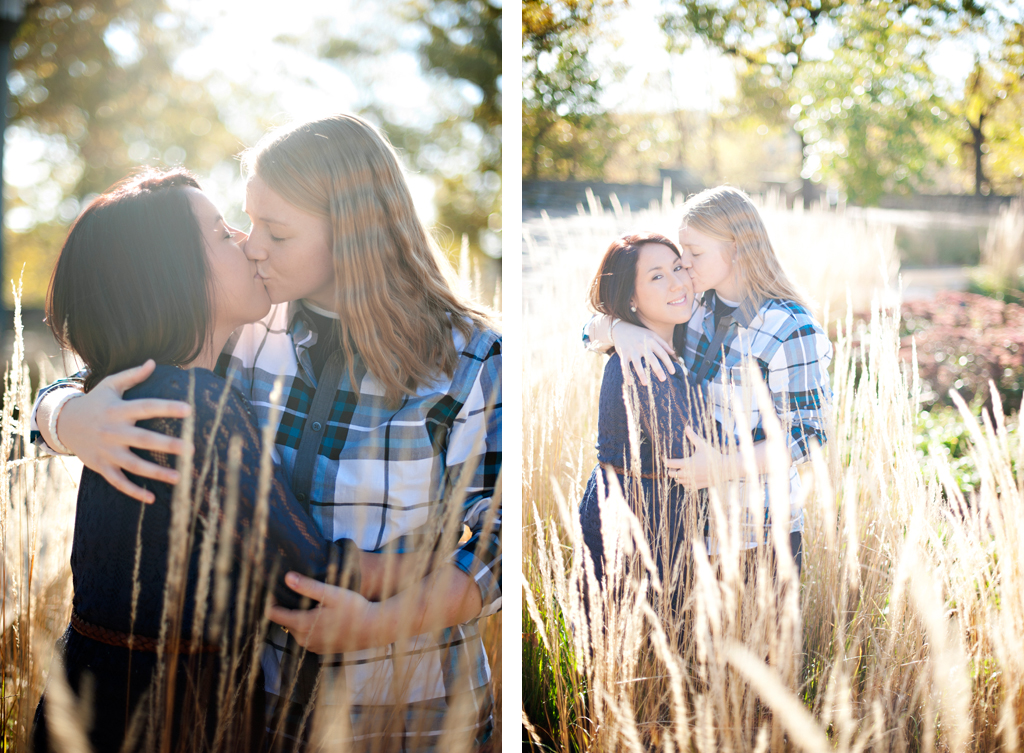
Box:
(241, 114), (492, 405)
(680, 186), (809, 319)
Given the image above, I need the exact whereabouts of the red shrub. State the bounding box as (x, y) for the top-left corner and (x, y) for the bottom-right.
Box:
(901, 291), (1024, 412)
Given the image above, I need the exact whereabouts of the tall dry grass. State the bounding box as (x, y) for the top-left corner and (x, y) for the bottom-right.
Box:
(978, 200), (1024, 299)
(523, 198), (1024, 751)
(0, 252), (501, 752)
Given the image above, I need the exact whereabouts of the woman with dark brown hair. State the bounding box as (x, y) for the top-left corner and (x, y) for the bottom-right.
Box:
(31, 170), (357, 753)
(32, 115), (501, 752)
(579, 231), (701, 592)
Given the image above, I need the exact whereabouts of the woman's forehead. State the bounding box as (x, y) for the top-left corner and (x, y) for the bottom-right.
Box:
(679, 223), (730, 246)
(244, 175), (298, 224)
(185, 188), (221, 225)
(638, 242), (680, 265)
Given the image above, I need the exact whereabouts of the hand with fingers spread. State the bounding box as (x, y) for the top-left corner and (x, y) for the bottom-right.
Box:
(45, 359), (192, 503)
(613, 320), (677, 386)
(587, 315), (676, 386)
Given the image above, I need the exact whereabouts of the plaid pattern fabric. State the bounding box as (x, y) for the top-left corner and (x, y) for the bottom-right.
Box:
(32, 301), (501, 751)
(222, 302), (500, 750)
(681, 292), (832, 542)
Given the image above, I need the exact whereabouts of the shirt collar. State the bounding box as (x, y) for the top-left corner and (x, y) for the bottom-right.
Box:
(286, 300), (308, 329)
(285, 302), (320, 384)
(286, 299), (338, 335)
(703, 289), (759, 329)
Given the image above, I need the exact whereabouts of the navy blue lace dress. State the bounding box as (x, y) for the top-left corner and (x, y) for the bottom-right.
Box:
(579, 354), (700, 586)
(32, 366), (347, 753)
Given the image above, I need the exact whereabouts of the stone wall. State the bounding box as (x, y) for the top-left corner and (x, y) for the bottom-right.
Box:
(876, 193), (1014, 215)
(522, 179), (703, 214)
(524, 178), (1018, 217)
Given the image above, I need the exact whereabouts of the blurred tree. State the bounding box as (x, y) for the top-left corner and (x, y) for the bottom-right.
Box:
(960, 59), (998, 195)
(522, 0), (618, 180)
(945, 22), (1024, 196)
(4, 0), (240, 305)
(661, 0), (847, 205)
(661, 0), (994, 205)
(414, 0), (502, 260)
(9, 0), (239, 211)
(0, 0), (27, 324)
(291, 0), (503, 263)
(787, 12), (947, 205)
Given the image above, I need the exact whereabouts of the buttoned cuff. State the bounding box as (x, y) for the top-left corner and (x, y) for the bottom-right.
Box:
(450, 546), (501, 618)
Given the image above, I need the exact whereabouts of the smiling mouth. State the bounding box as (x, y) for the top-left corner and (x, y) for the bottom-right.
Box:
(669, 296), (689, 306)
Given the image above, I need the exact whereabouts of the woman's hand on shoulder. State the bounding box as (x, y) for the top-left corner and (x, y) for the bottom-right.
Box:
(613, 321), (676, 386)
(59, 360), (192, 503)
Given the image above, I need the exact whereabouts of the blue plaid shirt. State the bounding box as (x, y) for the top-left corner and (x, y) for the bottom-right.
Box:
(223, 302), (500, 748)
(32, 300), (501, 749)
(681, 291), (832, 541)
(585, 291), (831, 545)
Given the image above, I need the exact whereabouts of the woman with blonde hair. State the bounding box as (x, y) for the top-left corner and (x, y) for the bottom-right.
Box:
(584, 185), (831, 572)
(33, 114), (501, 751)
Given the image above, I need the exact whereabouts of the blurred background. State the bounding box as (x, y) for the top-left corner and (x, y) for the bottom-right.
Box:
(523, 0), (1024, 274)
(522, 0), (1024, 418)
(522, 4), (1024, 748)
(1, 0), (502, 356)
(0, 4), (503, 747)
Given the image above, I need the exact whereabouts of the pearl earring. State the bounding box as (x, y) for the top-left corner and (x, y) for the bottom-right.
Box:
(630, 305), (637, 312)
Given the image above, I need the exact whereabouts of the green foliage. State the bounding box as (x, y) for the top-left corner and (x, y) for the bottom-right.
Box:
(522, 0), (618, 179)
(5, 0), (241, 305)
(790, 14), (947, 204)
(9, 0), (238, 201)
(915, 401), (1021, 498)
(915, 405), (982, 495)
(415, 0), (502, 259)
(659, 0), (1011, 204)
(522, 593), (589, 753)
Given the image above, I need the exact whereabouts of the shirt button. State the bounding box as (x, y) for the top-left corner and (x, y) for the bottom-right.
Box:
(312, 421), (323, 432)
(296, 492), (307, 503)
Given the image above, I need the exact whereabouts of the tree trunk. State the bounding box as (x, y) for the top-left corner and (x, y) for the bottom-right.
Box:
(970, 113), (987, 196)
(529, 116), (553, 180)
(795, 128), (814, 209)
(707, 113), (718, 182)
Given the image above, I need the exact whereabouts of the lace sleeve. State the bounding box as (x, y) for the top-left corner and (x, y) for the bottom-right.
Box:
(132, 368), (342, 610)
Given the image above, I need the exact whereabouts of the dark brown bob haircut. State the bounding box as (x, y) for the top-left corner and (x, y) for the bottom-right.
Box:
(588, 231), (682, 329)
(46, 169), (211, 392)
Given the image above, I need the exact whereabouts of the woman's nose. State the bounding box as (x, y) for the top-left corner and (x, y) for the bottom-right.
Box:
(243, 233), (266, 261)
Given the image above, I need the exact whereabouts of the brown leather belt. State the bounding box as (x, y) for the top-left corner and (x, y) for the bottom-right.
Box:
(70, 610), (219, 654)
